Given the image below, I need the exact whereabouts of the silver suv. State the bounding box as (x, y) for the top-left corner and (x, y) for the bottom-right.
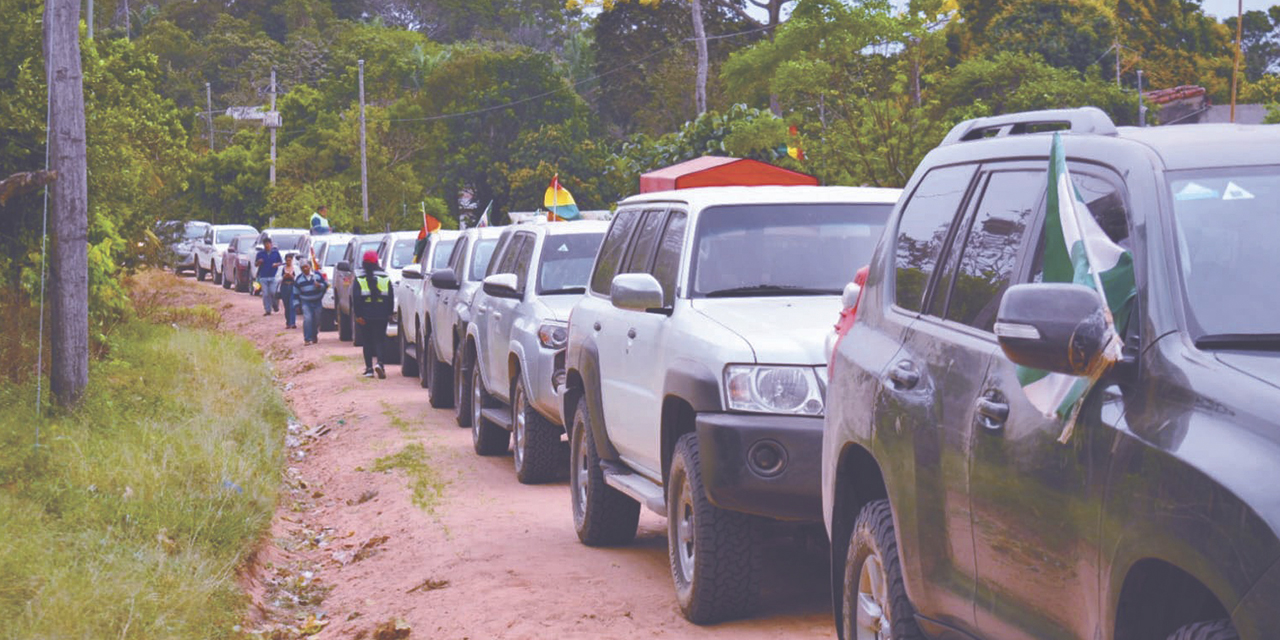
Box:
(462, 221), (608, 483)
(561, 186), (900, 624)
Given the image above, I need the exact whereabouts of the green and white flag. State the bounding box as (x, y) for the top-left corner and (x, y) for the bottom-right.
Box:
(1017, 133), (1136, 442)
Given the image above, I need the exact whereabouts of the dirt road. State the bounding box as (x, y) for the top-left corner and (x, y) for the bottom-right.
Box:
(172, 274), (834, 639)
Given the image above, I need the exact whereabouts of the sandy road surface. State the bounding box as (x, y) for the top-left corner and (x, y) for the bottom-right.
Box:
(171, 273), (834, 639)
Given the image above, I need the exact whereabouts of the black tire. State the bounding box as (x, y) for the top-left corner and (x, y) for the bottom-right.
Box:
(667, 432), (761, 624)
(416, 333), (430, 389)
(1167, 620), (1240, 640)
(321, 308), (336, 332)
(400, 328), (419, 377)
(841, 499), (925, 640)
(213, 263), (223, 285)
(426, 337), (453, 409)
(222, 267), (232, 289)
(338, 307), (352, 341)
(471, 365), (509, 456)
(454, 343), (473, 428)
(196, 260), (207, 281)
(234, 268), (249, 293)
(570, 397), (640, 546)
(513, 375), (561, 484)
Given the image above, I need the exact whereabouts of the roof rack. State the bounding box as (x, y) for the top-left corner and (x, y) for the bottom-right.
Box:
(939, 107), (1117, 146)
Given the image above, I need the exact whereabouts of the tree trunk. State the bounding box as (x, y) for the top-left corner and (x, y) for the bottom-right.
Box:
(691, 0), (709, 115)
(45, 0), (90, 408)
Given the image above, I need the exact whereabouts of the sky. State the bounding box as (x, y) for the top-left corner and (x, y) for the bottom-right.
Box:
(1200, 0), (1275, 20)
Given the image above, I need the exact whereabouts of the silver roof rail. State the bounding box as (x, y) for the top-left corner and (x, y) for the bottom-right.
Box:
(939, 107), (1118, 146)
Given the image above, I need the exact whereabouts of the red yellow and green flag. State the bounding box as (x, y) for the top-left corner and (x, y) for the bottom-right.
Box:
(544, 174), (581, 221)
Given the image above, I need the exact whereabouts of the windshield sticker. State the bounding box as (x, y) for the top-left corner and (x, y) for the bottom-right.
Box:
(1175, 182), (1219, 201)
(848, 225), (873, 237)
(558, 243), (568, 252)
(1222, 181), (1255, 201)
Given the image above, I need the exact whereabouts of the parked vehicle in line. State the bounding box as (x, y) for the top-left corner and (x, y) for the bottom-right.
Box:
(157, 220), (209, 275)
(560, 185), (899, 624)
(822, 108), (1280, 640)
(462, 221), (607, 483)
(422, 227), (504, 415)
(396, 230), (460, 383)
(296, 232), (353, 331)
(193, 223), (258, 284)
(333, 234), (389, 345)
(222, 234), (260, 293)
(248, 229), (308, 292)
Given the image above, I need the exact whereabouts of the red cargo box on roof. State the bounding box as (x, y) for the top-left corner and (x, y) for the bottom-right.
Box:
(639, 156), (818, 193)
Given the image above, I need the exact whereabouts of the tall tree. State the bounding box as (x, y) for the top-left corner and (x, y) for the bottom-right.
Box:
(44, 0), (89, 407)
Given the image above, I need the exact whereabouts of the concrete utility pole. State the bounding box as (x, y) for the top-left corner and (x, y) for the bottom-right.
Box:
(45, 0), (90, 408)
(1114, 40), (1121, 88)
(1137, 70), (1147, 126)
(358, 59), (369, 223)
(269, 68), (276, 186)
(1231, 0), (1243, 122)
(691, 0), (708, 115)
(87, 0), (93, 39)
(123, 0), (129, 39)
(206, 82), (214, 152)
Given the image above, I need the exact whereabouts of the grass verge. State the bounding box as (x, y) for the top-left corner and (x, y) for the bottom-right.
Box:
(0, 319), (288, 639)
(372, 444), (444, 512)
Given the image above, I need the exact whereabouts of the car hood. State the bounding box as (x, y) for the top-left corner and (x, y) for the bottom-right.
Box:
(1215, 352), (1280, 390)
(536, 294), (582, 322)
(689, 296), (840, 365)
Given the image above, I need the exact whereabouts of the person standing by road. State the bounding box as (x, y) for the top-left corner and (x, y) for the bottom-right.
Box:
(352, 250), (393, 378)
(279, 253), (298, 329)
(255, 237), (283, 316)
(294, 260), (327, 345)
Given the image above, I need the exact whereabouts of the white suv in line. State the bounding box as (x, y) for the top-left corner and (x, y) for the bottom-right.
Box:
(560, 185), (900, 624)
(396, 230), (460, 382)
(193, 223), (258, 284)
(462, 221), (607, 483)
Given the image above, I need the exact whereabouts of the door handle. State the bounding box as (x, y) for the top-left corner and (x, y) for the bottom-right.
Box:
(627, 328), (637, 339)
(493, 312), (502, 321)
(975, 392), (1009, 431)
(593, 322), (602, 332)
(886, 361), (919, 390)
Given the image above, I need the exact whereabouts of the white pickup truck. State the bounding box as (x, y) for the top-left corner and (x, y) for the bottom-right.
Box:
(395, 230), (460, 383)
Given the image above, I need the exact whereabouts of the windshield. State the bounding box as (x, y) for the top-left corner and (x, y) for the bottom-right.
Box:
(216, 227), (255, 243)
(538, 232), (605, 294)
(270, 233), (305, 251)
(391, 239), (416, 269)
(323, 241), (348, 267)
(1169, 167), (1280, 337)
(690, 203), (892, 297)
(469, 239), (499, 281)
(184, 222), (208, 239)
(432, 240), (457, 270)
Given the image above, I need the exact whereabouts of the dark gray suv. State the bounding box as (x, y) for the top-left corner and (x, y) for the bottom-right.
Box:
(823, 108), (1280, 640)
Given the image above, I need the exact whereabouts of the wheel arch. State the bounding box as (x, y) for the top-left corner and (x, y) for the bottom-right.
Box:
(1111, 558), (1233, 640)
(830, 442), (889, 640)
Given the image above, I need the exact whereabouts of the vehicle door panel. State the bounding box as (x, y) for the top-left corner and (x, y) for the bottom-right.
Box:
(435, 236), (467, 364)
(488, 234), (532, 401)
(588, 209), (645, 462)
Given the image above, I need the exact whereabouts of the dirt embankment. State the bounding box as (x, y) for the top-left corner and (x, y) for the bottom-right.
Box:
(172, 273), (835, 639)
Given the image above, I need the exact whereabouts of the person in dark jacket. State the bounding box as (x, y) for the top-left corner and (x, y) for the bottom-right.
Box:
(352, 250), (394, 378)
(279, 253), (298, 329)
(293, 260), (328, 345)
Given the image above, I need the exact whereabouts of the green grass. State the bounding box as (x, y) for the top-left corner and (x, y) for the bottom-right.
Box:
(380, 401), (413, 433)
(372, 444), (444, 512)
(0, 320), (288, 639)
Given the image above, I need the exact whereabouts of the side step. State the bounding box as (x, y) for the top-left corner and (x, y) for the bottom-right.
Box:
(601, 460), (666, 517)
(480, 406), (513, 431)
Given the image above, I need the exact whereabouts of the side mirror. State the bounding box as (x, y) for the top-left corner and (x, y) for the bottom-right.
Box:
(483, 273), (520, 298)
(995, 283), (1110, 376)
(402, 264), (423, 280)
(336, 260), (350, 272)
(610, 273), (664, 312)
(431, 268), (461, 291)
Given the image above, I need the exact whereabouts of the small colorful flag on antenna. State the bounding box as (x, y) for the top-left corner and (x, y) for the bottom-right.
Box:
(544, 174), (581, 221)
(477, 201), (492, 228)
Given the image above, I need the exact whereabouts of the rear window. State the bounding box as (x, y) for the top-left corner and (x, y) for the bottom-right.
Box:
(270, 234), (305, 251)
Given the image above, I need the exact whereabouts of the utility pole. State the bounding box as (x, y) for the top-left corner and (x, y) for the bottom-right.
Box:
(205, 82), (214, 152)
(1231, 0), (1243, 122)
(358, 59), (369, 223)
(690, 0), (708, 115)
(269, 68), (276, 186)
(87, 0), (93, 39)
(1137, 70), (1147, 126)
(45, 0), (90, 408)
(123, 0), (129, 39)
(1114, 40), (1121, 88)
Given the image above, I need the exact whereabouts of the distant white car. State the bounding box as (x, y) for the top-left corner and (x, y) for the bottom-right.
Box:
(193, 223), (258, 284)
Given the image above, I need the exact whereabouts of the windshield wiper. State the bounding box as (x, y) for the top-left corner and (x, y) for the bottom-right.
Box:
(1194, 333), (1280, 351)
(539, 287), (587, 296)
(704, 284), (838, 298)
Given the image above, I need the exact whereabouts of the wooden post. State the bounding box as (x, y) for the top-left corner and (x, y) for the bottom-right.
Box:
(269, 68), (276, 186)
(358, 59), (369, 223)
(45, 0), (90, 408)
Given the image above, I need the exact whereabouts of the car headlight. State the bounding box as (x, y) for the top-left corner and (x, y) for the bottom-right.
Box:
(538, 321), (569, 349)
(725, 365), (825, 416)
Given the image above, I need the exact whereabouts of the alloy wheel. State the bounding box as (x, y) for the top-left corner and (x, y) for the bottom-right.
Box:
(856, 552), (891, 639)
(513, 382), (527, 470)
(675, 477), (696, 586)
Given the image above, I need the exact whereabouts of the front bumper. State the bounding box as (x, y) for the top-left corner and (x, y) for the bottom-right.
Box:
(695, 412), (824, 522)
(527, 345), (566, 427)
(174, 250), (195, 269)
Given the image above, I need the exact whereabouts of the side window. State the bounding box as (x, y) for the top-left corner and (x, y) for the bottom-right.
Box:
(487, 234), (516, 277)
(512, 233), (536, 292)
(651, 211), (687, 307)
(450, 238), (469, 272)
(204, 229), (214, 244)
(590, 209), (643, 295)
(944, 170), (1045, 332)
(894, 164), (978, 312)
(1029, 168), (1132, 282)
(624, 209), (667, 274)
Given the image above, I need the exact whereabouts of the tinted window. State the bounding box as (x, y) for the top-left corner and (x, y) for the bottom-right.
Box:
(691, 204), (890, 296)
(945, 171), (1044, 331)
(431, 240), (456, 270)
(625, 210), (667, 273)
(391, 239), (416, 269)
(271, 233), (305, 251)
(488, 234), (520, 277)
(324, 241), (348, 266)
(539, 232), (606, 295)
(591, 209), (643, 295)
(216, 227), (255, 243)
(469, 239), (499, 281)
(895, 165), (977, 312)
(449, 238), (469, 271)
(652, 212), (687, 307)
(512, 234), (536, 292)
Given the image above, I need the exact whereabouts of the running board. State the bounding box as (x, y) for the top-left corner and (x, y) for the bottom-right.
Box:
(480, 406), (513, 431)
(600, 461), (666, 516)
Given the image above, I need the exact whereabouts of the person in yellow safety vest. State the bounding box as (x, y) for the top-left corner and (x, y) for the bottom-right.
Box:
(352, 250), (394, 378)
